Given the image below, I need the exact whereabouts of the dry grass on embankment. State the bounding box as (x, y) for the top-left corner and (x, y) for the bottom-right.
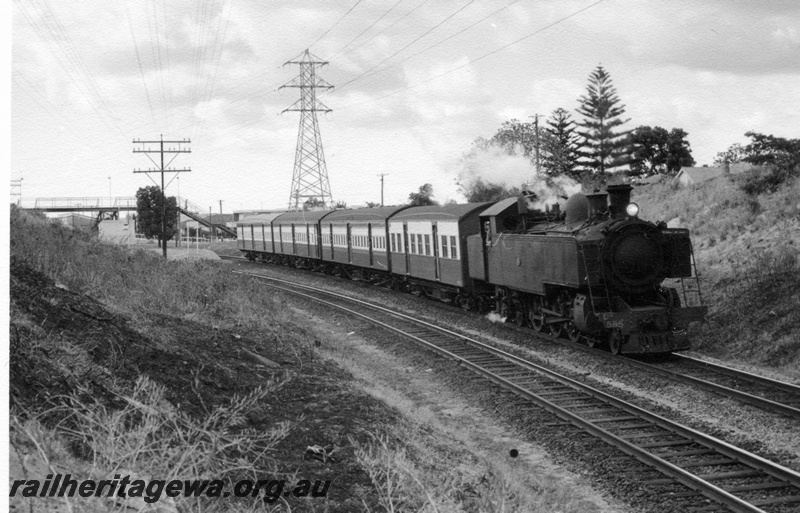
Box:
(10, 207), (610, 512)
(633, 174), (800, 374)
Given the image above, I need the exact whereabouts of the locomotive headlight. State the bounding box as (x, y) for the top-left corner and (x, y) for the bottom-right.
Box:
(626, 203), (640, 217)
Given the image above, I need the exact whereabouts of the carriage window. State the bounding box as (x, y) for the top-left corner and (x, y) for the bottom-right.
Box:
(441, 235), (448, 258)
(424, 234), (431, 256)
(450, 236), (458, 259)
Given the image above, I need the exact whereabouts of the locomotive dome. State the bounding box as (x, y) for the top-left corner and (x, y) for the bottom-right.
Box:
(564, 193), (589, 225)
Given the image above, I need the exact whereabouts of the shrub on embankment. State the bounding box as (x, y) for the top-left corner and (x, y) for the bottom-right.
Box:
(10, 206), (289, 334)
(634, 175), (800, 372)
(9, 207), (306, 512)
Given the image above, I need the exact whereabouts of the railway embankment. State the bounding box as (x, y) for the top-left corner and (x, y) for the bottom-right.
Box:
(9, 207), (623, 512)
(633, 174), (800, 377)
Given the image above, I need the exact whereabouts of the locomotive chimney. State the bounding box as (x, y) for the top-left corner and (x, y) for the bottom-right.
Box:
(585, 192), (608, 218)
(606, 184), (633, 218)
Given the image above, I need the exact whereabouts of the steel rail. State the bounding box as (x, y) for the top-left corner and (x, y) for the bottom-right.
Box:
(234, 270), (800, 513)
(226, 255), (800, 419)
(623, 354), (800, 420)
(672, 354), (800, 395)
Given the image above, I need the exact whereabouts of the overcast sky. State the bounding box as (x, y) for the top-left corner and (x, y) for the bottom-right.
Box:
(10, 0), (800, 211)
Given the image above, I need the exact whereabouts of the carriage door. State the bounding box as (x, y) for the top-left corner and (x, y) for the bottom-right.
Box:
(368, 224), (374, 267)
(346, 224), (352, 263)
(432, 223), (440, 281)
(402, 223), (410, 273)
(329, 224), (334, 259)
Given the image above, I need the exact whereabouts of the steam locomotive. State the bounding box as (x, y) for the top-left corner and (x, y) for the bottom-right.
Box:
(238, 184), (707, 354)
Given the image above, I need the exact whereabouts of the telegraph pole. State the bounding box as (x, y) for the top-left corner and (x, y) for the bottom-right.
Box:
(377, 173), (389, 206)
(10, 177), (22, 206)
(532, 114), (542, 178)
(133, 135), (191, 259)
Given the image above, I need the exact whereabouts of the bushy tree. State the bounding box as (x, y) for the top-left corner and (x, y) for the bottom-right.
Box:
(303, 197), (325, 211)
(490, 119), (538, 157)
(713, 143), (746, 166)
(665, 128), (695, 172)
(135, 186), (178, 247)
(408, 183), (438, 206)
(631, 126), (695, 175)
(459, 178), (519, 203)
(576, 66), (632, 175)
(543, 108), (581, 178)
(742, 131), (800, 174)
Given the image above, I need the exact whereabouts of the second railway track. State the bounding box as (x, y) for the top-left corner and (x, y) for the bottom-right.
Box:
(233, 268), (800, 513)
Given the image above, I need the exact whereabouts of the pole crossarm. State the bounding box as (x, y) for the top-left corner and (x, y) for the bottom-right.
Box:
(133, 135), (191, 259)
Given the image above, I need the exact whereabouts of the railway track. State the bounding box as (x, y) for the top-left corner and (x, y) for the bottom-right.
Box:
(225, 254), (800, 421)
(233, 268), (800, 513)
(529, 326), (800, 420)
(633, 354), (800, 420)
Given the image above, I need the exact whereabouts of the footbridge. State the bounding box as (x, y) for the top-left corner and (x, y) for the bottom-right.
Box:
(18, 196), (237, 238)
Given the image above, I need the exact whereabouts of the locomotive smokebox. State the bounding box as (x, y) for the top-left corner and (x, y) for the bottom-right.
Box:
(607, 184), (633, 218)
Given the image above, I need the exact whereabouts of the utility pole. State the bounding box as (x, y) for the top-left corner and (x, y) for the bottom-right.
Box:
(377, 173), (389, 206)
(10, 177), (23, 206)
(281, 49), (334, 210)
(532, 114), (542, 179)
(133, 135), (191, 259)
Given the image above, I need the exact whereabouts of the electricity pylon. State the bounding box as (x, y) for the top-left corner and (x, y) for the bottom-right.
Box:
(281, 49), (334, 211)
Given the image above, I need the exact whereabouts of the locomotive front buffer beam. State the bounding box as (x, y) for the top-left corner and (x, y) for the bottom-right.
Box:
(574, 294), (707, 354)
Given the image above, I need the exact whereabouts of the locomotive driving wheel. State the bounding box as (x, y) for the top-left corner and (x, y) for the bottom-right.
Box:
(528, 297), (545, 332)
(608, 329), (626, 355)
(549, 321), (565, 338)
(566, 321), (582, 343)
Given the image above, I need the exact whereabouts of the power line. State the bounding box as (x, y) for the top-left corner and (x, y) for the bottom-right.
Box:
(333, 0), (523, 95)
(339, 0), (607, 111)
(326, 0), (407, 61)
(18, 0), (128, 138)
(333, 0), (523, 93)
(308, 0), (364, 50)
(334, 0), (475, 94)
(192, 0), (235, 141)
(338, 0), (432, 60)
(124, 0), (158, 129)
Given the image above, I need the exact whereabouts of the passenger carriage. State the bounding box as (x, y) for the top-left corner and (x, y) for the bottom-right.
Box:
(238, 212), (284, 259)
(388, 203), (491, 303)
(271, 210), (332, 265)
(319, 206), (410, 278)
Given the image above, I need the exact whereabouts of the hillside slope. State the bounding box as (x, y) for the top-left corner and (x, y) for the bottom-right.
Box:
(632, 175), (800, 373)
